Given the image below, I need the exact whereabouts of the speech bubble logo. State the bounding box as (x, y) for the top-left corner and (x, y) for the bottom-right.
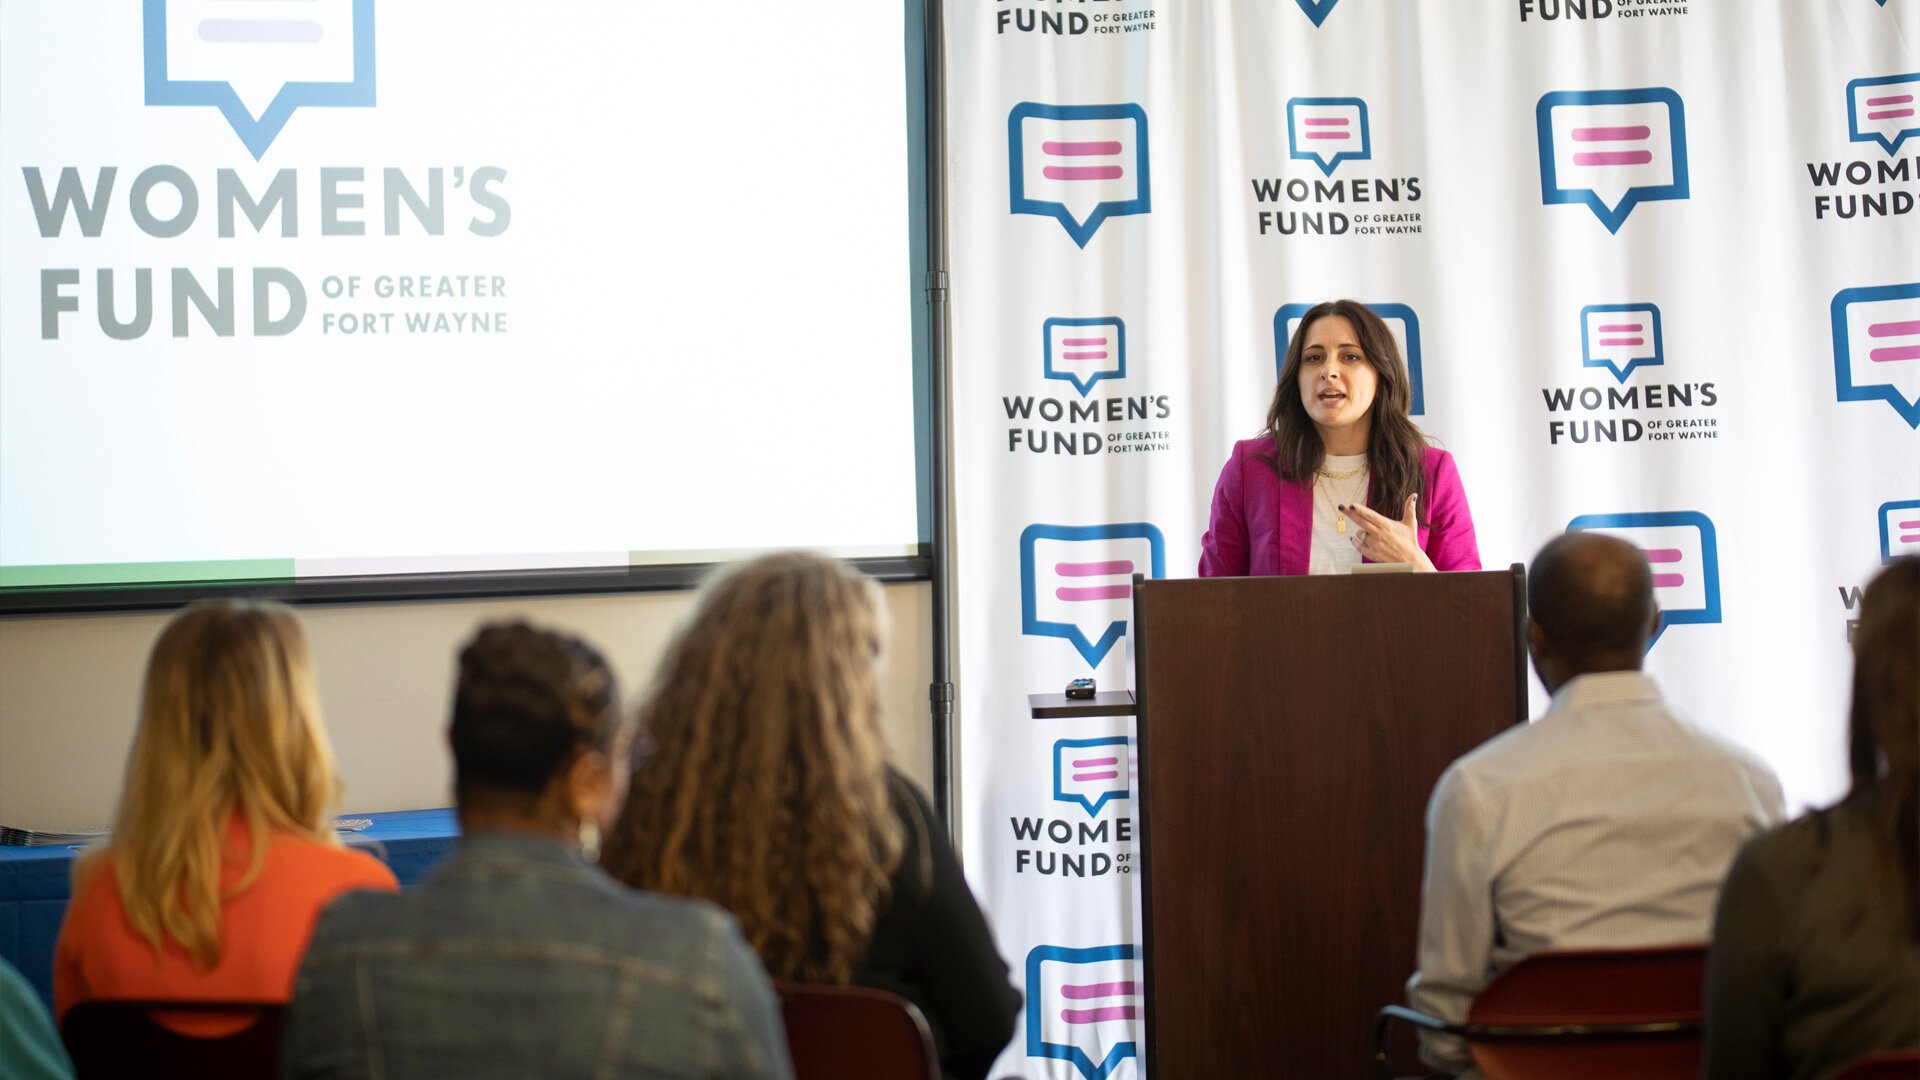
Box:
(1293, 0), (1343, 25)
(1275, 302), (1425, 415)
(1026, 944), (1140, 1080)
(1849, 73), (1920, 156)
(1566, 511), (1721, 650)
(1009, 103), (1151, 248)
(1580, 303), (1664, 383)
(1053, 737), (1132, 817)
(1045, 318), (1128, 397)
(1288, 98), (1371, 176)
(1021, 524), (1167, 669)
(144, 0), (375, 160)
(1831, 283), (1920, 428)
(1882, 500), (1920, 564)
(1537, 88), (1689, 233)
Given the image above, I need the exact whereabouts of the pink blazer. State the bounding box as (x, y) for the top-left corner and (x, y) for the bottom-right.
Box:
(1198, 440), (1480, 577)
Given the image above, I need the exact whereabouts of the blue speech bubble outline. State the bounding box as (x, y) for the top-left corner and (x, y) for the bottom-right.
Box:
(1566, 511), (1721, 650)
(1848, 72), (1920, 156)
(1287, 97), (1371, 177)
(1293, 0), (1343, 26)
(1009, 102), (1151, 249)
(1044, 317), (1128, 397)
(1025, 943), (1139, 1080)
(1053, 737), (1132, 818)
(143, 0), (376, 161)
(1536, 87), (1689, 234)
(1579, 302), (1665, 383)
(1881, 499), (1920, 564)
(1274, 302), (1425, 416)
(1832, 282), (1920, 429)
(1020, 523), (1167, 670)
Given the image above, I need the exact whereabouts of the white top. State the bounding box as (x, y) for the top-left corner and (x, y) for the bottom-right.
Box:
(1306, 453), (1368, 575)
(1405, 671), (1786, 1076)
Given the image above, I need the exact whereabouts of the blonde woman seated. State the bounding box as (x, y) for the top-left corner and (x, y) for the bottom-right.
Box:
(53, 601), (396, 1027)
(603, 553), (1022, 1080)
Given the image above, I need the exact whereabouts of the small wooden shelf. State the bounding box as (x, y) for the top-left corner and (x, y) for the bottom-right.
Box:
(1027, 691), (1137, 718)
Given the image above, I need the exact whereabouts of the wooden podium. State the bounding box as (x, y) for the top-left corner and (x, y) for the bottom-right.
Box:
(1134, 567), (1527, 1078)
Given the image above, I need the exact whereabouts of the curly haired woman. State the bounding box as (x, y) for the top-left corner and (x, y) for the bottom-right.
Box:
(602, 552), (1021, 1080)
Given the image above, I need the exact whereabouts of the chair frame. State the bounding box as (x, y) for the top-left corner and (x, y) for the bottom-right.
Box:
(1372, 945), (1707, 1080)
(776, 982), (941, 1080)
(61, 998), (287, 1080)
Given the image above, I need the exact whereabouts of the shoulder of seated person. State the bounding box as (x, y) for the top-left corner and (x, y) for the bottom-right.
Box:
(274, 835), (399, 883)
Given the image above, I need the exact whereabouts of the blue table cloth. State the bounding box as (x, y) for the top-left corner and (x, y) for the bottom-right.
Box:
(0, 808), (459, 1014)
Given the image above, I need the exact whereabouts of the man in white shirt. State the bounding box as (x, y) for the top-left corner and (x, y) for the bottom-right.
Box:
(1406, 532), (1785, 1077)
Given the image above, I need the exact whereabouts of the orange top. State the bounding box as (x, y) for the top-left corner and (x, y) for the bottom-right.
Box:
(53, 817), (397, 1025)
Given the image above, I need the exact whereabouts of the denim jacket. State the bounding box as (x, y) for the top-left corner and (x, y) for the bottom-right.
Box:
(283, 832), (792, 1080)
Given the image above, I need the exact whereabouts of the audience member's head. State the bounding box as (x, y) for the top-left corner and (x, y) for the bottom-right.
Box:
(108, 599), (341, 968)
(1525, 532), (1659, 692)
(449, 622), (625, 851)
(1844, 555), (1919, 935)
(601, 551), (905, 984)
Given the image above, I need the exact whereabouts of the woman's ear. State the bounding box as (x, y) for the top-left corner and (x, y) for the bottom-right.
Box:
(565, 749), (615, 828)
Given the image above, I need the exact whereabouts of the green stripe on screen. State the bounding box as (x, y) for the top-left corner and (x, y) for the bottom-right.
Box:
(0, 559), (297, 589)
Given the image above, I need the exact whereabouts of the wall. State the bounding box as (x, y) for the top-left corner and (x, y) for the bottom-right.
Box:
(0, 582), (935, 830)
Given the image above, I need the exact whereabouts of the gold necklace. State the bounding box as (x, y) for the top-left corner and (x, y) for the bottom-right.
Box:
(1315, 468), (1367, 533)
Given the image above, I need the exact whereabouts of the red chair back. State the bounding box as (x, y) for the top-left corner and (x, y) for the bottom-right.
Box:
(1821, 1050), (1920, 1079)
(60, 1000), (285, 1080)
(1466, 944), (1707, 1080)
(779, 983), (940, 1080)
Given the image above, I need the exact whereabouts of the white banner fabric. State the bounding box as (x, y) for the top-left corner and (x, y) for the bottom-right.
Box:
(945, 3), (1919, 1078)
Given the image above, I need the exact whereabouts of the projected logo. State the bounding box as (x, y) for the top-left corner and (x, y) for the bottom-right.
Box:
(1287, 98), (1370, 176)
(143, 0), (375, 160)
(1275, 302), (1425, 415)
(1850, 74), (1920, 155)
(1831, 283), (1920, 428)
(1581, 303), (1664, 383)
(1293, 0), (1343, 26)
(1045, 318), (1128, 396)
(1054, 737), (1132, 817)
(1537, 88), (1689, 233)
(1566, 512), (1721, 650)
(1882, 500), (1920, 564)
(1026, 945), (1140, 1080)
(1009, 103), (1151, 248)
(1020, 523), (1166, 669)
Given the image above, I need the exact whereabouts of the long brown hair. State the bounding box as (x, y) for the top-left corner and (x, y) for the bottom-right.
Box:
(1834, 555), (1919, 937)
(1265, 299), (1429, 521)
(601, 552), (904, 983)
(91, 600), (342, 969)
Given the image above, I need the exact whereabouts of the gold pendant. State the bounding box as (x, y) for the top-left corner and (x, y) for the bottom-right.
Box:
(1336, 518), (1347, 534)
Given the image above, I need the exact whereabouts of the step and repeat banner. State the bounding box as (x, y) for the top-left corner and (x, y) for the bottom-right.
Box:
(946, 2), (1916, 1077)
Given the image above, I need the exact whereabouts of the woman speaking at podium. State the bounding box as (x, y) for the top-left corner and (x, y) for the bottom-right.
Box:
(1199, 299), (1479, 576)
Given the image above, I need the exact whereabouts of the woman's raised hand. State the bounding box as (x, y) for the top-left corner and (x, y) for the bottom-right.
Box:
(1338, 495), (1436, 572)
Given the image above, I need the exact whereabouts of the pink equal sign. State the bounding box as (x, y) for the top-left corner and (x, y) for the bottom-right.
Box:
(1041, 140), (1125, 181)
(1055, 560), (1136, 602)
(1060, 981), (1139, 1024)
(1060, 336), (1110, 362)
(1302, 116), (1351, 141)
(1071, 756), (1121, 782)
(1866, 93), (1916, 121)
(1597, 321), (1646, 347)
(1644, 547), (1685, 589)
(1901, 519), (1920, 544)
(1867, 319), (1920, 363)
(1570, 124), (1653, 167)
